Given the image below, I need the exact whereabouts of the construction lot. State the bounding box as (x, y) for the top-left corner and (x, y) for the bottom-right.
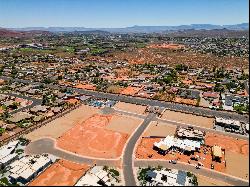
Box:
(205, 133), (249, 155)
(25, 104), (99, 141)
(161, 110), (214, 129)
(56, 114), (129, 159)
(113, 102), (147, 115)
(135, 138), (226, 172)
(28, 159), (90, 186)
(135, 131), (249, 179)
(205, 132), (249, 180)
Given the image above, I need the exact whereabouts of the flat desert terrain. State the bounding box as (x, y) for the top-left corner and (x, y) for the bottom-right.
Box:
(114, 102), (147, 115)
(197, 175), (232, 186)
(25, 104), (99, 141)
(106, 114), (143, 135)
(120, 86), (142, 96)
(161, 110), (214, 129)
(225, 151), (249, 180)
(29, 159), (90, 186)
(143, 121), (176, 137)
(56, 114), (128, 159)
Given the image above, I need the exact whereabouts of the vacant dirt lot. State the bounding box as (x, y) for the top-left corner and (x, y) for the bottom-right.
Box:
(114, 102), (147, 115)
(225, 151), (249, 180)
(120, 86), (142, 96)
(25, 105), (99, 141)
(197, 175), (232, 186)
(29, 159), (90, 186)
(161, 110), (214, 129)
(56, 114), (128, 159)
(74, 83), (96, 90)
(175, 97), (197, 106)
(142, 121), (176, 137)
(147, 43), (185, 49)
(106, 114), (143, 135)
(205, 132), (249, 155)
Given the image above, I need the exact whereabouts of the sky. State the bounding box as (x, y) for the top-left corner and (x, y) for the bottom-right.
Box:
(0, 0), (249, 28)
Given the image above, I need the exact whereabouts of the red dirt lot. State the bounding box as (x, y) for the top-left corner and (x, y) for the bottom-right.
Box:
(120, 86), (143, 96)
(136, 137), (226, 172)
(65, 98), (80, 105)
(29, 159), (90, 186)
(205, 132), (249, 156)
(147, 43), (185, 49)
(56, 114), (128, 159)
(175, 97), (198, 106)
(74, 83), (96, 91)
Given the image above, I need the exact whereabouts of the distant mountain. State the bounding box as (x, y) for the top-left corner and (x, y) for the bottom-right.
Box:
(5, 23), (249, 33)
(163, 28), (249, 38)
(0, 28), (51, 37)
(72, 30), (111, 35)
(0, 28), (23, 37)
(222, 23), (249, 30)
(13, 27), (87, 32)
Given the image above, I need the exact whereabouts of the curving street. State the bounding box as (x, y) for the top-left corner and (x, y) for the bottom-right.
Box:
(122, 113), (156, 186)
(25, 138), (120, 167)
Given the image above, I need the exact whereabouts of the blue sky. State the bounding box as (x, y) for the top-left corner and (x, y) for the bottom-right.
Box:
(0, 0), (249, 28)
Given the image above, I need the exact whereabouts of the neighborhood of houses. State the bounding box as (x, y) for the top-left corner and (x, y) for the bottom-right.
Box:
(0, 32), (248, 186)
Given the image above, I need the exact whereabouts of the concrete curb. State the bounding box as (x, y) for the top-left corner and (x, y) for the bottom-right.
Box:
(135, 158), (249, 183)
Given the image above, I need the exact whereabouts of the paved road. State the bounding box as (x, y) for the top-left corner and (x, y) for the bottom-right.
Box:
(135, 160), (249, 186)
(25, 138), (120, 166)
(73, 88), (249, 123)
(123, 113), (156, 186)
(1, 76), (248, 123)
(114, 108), (146, 119)
(5, 93), (42, 115)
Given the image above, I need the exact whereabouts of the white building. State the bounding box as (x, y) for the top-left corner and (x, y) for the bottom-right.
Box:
(215, 117), (241, 130)
(8, 154), (52, 184)
(153, 136), (201, 154)
(0, 141), (19, 169)
(145, 169), (192, 186)
(75, 166), (111, 186)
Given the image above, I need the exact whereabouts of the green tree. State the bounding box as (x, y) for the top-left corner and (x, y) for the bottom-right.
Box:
(0, 128), (5, 135)
(103, 166), (109, 171)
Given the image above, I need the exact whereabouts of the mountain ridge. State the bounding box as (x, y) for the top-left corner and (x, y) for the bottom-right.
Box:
(4, 23), (248, 33)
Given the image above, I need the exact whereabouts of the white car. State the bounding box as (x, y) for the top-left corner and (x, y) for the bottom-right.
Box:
(195, 165), (200, 169)
(169, 160), (177, 164)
